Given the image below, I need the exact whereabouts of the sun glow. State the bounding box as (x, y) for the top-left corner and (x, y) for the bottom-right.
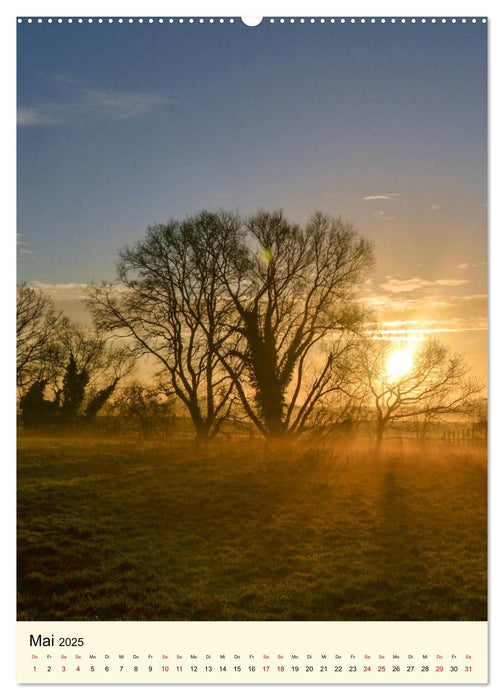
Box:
(386, 344), (415, 382)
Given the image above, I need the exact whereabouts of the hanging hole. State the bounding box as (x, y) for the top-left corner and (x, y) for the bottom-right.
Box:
(241, 17), (263, 27)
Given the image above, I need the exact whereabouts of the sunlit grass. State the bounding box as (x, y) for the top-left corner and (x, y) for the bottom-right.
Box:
(17, 435), (486, 621)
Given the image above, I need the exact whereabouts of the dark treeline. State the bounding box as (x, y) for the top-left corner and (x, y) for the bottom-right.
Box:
(17, 210), (484, 445)
(17, 287), (134, 431)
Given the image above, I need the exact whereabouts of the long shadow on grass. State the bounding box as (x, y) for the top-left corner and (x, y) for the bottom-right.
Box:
(367, 455), (425, 620)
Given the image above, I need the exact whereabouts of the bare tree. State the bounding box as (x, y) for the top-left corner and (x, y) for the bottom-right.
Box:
(88, 210), (373, 441)
(87, 212), (240, 444)
(112, 382), (175, 439)
(211, 210), (374, 438)
(358, 337), (484, 447)
(16, 284), (63, 388)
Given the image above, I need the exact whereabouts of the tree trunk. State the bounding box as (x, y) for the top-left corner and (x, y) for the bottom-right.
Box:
(262, 389), (286, 439)
(194, 425), (210, 450)
(376, 420), (386, 449)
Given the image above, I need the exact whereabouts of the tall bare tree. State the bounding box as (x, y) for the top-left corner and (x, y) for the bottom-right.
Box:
(211, 210), (374, 437)
(89, 210), (373, 440)
(358, 337), (484, 447)
(87, 212), (240, 444)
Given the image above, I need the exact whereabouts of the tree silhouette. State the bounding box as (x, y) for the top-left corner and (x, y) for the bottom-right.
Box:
(18, 315), (133, 431)
(18, 380), (58, 430)
(211, 210), (374, 437)
(89, 209), (373, 440)
(88, 212), (239, 444)
(59, 354), (90, 427)
(16, 284), (63, 389)
(83, 379), (120, 424)
(112, 382), (175, 439)
(358, 337), (484, 447)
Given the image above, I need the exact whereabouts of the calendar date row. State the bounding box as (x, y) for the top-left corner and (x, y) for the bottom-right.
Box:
(33, 663), (474, 674)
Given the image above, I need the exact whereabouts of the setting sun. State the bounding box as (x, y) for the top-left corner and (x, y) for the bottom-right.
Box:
(386, 344), (416, 382)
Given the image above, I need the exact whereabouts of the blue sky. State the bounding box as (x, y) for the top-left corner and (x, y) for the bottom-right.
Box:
(17, 17), (487, 376)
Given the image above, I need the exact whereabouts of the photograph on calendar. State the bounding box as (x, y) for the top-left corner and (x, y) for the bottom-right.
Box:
(17, 17), (487, 625)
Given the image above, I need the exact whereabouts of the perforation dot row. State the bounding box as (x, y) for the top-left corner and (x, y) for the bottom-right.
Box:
(17, 17), (488, 25)
(268, 17), (486, 24)
(18, 18), (234, 24)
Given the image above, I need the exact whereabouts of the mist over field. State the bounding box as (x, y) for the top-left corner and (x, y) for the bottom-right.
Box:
(17, 433), (486, 621)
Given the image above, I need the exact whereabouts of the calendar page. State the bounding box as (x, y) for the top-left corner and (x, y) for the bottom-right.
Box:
(16, 5), (488, 686)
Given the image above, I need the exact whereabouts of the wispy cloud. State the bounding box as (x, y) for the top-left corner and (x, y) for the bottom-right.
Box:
(76, 87), (167, 120)
(359, 294), (426, 313)
(18, 77), (169, 127)
(458, 294), (487, 301)
(374, 316), (487, 333)
(359, 277), (486, 341)
(17, 107), (57, 127)
(28, 281), (131, 302)
(368, 321), (487, 341)
(373, 210), (396, 221)
(456, 262), (486, 270)
(362, 193), (399, 201)
(30, 281), (89, 301)
(380, 276), (469, 294)
(429, 203), (441, 211)
(17, 232), (35, 255)
(435, 278), (471, 287)
(359, 291), (486, 338)
(359, 293), (454, 313)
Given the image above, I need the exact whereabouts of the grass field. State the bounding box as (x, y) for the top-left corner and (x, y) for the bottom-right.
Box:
(17, 434), (487, 621)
